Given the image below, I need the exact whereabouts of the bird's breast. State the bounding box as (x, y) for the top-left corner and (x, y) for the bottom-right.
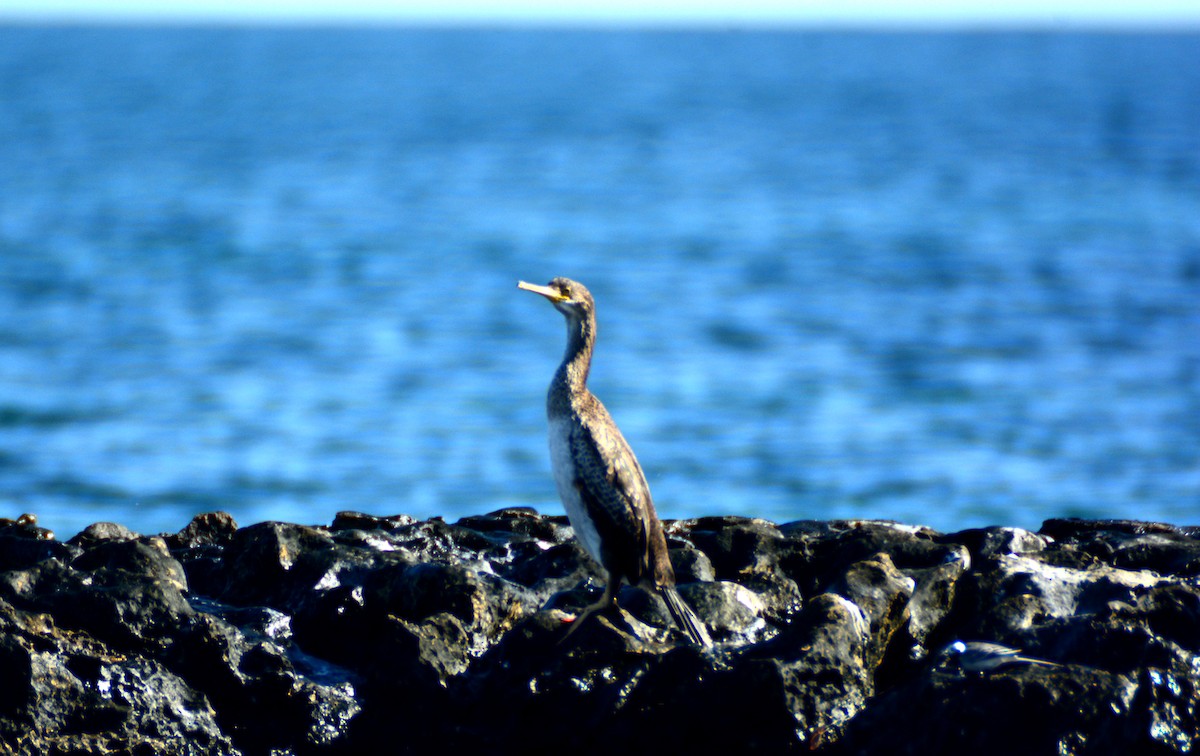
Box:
(547, 415), (604, 563)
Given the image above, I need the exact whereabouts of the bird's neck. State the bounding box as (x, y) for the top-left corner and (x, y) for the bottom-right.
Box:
(550, 312), (595, 409)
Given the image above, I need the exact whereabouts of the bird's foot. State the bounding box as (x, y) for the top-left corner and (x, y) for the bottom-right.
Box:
(557, 603), (602, 643)
(557, 597), (619, 644)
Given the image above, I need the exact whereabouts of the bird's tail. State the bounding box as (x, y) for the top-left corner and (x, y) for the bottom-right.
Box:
(658, 584), (712, 648)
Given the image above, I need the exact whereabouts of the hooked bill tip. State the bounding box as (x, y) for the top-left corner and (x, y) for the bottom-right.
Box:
(517, 280), (560, 300)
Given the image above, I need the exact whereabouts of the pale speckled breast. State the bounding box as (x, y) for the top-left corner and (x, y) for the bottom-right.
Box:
(548, 415), (603, 562)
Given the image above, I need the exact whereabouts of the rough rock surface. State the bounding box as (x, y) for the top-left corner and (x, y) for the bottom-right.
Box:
(1, 510), (1198, 754)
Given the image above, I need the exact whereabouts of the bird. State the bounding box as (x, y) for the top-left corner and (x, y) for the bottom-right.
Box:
(942, 640), (1062, 673)
(517, 277), (711, 648)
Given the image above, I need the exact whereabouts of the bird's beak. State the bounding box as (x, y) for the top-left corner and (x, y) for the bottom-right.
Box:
(517, 280), (563, 301)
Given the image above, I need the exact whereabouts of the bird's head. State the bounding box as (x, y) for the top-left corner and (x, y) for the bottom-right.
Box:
(517, 277), (594, 322)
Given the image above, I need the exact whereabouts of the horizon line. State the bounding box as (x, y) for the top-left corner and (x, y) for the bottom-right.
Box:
(3, 13), (1200, 32)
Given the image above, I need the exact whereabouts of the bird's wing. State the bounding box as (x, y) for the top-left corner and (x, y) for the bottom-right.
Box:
(568, 411), (651, 578)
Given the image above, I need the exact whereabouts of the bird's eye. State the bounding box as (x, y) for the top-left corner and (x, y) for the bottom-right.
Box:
(559, 286), (571, 299)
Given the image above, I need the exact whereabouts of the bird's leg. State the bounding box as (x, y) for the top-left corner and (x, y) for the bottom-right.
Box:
(559, 576), (620, 644)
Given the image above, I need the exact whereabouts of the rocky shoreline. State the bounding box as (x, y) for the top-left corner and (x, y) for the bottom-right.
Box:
(1, 509), (1198, 754)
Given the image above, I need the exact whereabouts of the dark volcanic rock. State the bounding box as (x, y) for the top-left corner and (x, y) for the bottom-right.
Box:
(0, 537), (194, 651)
(833, 658), (1141, 755)
(0, 513), (74, 571)
(0, 594), (232, 755)
(1, 510), (1199, 754)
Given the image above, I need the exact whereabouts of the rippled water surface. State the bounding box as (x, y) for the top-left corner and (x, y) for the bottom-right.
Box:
(1, 27), (1197, 539)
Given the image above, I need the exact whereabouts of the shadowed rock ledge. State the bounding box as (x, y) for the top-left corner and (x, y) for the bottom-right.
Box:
(1, 509), (1198, 755)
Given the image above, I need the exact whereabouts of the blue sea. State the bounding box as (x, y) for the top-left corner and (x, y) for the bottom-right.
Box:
(0, 26), (1197, 540)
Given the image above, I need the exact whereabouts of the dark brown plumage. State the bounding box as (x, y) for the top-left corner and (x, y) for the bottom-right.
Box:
(518, 277), (710, 647)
